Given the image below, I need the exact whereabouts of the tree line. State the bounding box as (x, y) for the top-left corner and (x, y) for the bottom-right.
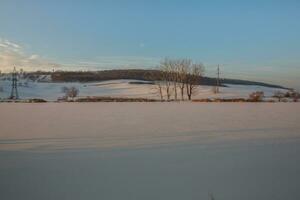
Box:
(58, 58), (205, 101)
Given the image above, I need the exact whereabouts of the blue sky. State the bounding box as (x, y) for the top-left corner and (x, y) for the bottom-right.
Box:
(0, 0), (299, 88)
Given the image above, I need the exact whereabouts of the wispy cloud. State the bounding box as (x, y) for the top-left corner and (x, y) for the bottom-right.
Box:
(0, 38), (60, 72)
(0, 38), (159, 72)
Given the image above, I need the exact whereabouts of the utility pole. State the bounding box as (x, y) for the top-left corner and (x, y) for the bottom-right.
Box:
(9, 67), (19, 100)
(216, 64), (220, 93)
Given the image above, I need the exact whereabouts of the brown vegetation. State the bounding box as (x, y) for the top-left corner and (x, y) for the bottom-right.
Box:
(76, 96), (160, 102)
(249, 91), (264, 102)
(61, 86), (79, 100)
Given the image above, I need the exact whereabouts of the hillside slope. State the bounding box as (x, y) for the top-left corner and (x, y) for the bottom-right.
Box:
(50, 69), (288, 89)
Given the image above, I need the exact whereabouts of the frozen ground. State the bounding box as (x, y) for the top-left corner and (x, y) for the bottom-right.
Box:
(0, 103), (300, 200)
(0, 79), (288, 100)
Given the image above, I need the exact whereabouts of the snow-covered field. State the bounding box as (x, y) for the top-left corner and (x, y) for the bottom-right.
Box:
(0, 103), (300, 200)
(0, 79), (289, 100)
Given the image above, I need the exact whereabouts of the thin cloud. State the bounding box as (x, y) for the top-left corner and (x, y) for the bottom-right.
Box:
(0, 38), (60, 72)
(0, 39), (159, 72)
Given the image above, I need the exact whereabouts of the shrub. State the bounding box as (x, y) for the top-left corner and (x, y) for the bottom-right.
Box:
(291, 91), (300, 102)
(26, 98), (47, 103)
(249, 91), (264, 102)
(61, 86), (79, 101)
(273, 91), (285, 102)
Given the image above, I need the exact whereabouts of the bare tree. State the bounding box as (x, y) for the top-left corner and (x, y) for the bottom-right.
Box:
(273, 91), (285, 102)
(61, 86), (79, 101)
(68, 86), (79, 100)
(293, 92), (300, 102)
(289, 90), (300, 102)
(249, 91), (264, 102)
(153, 58), (204, 101)
(178, 59), (190, 100)
(185, 63), (204, 100)
(156, 81), (164, 101)
(160, 58), (173, 101)
(169, 59), (181, 100)
(150, 69), (164, 101)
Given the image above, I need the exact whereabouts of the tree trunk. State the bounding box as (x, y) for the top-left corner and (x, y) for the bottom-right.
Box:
(174, 83), (177, 100)
(166, 87), (170, 101)
(159, 86), (163, 101)
(180, 87), (184, 101)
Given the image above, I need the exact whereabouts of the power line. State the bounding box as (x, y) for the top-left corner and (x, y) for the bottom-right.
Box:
(216, 64), (220, 93)
(9, 67), (19, 100)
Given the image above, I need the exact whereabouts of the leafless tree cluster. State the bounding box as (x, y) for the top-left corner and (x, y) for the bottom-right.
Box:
(61, 86), (79, 101)
(153, 58), (204, 101)
(291, 91), (300, 102)
(273, 90), (300, 102)
(249, 91), (264, 102)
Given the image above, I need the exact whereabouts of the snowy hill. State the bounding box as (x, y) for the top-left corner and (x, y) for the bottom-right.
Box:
(0, 78), (290, 101)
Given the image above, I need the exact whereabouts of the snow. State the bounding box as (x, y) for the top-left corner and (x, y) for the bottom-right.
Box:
(0, 103), (299, 151)
(0, 78), (289, 101)
(0, 103), (300, 200)
(196, 84), (288, 99)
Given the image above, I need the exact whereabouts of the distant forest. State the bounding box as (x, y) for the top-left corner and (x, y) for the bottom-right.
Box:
(49, 69), (287, 89)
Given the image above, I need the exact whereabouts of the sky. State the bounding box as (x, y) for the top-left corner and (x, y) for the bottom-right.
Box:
(0, 0), (299, 89)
